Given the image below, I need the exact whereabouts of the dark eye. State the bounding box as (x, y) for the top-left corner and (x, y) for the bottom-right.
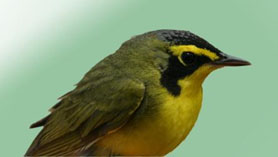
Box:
(181, 52), (196, 65)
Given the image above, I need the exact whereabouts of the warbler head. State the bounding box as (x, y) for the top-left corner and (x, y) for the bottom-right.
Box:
(123, 29), (250, 96)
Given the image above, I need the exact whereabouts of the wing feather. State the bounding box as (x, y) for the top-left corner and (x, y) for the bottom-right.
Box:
(25, 65), (145, 156)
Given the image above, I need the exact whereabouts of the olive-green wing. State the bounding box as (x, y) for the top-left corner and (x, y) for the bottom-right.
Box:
(25, 77), (145, 156)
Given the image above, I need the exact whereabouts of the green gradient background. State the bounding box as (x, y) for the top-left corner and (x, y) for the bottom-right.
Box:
(1, 0), (277, 156)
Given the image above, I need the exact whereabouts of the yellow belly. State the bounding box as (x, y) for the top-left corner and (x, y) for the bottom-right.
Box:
(97, 86), (203, 156)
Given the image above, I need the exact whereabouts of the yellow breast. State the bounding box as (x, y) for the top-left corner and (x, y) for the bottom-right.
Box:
(97, 83), (203, 156)
(97, 65), (216, 155)
(157, 81), (203, 153)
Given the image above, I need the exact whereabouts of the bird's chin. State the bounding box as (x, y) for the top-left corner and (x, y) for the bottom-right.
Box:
(188, 64), (221, 85)
(202, 64), (224, 73)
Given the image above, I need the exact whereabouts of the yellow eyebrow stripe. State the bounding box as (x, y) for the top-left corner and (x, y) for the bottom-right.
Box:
(169, 45), (220, 61)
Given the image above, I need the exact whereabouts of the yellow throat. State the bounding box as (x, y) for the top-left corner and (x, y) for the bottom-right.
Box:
(157, 64), (219, 154)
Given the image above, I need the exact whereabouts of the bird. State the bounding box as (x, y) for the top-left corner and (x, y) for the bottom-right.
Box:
(25, 29), (250, 156)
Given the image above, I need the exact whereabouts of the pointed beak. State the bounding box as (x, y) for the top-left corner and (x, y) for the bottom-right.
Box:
(211, 52), (251, 66)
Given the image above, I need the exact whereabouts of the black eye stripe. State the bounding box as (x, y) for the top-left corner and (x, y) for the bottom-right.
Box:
(160, 51), (212, 96)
